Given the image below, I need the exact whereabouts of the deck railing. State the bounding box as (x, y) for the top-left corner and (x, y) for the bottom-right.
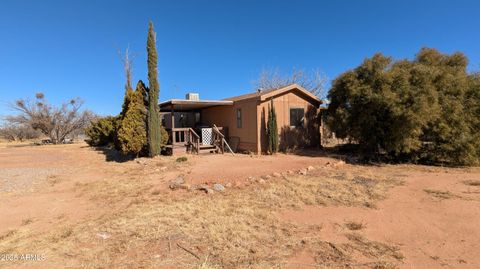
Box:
(168, 126), (227, 154)
(169, 127), (200, 153)
(212, 125), (225, 154)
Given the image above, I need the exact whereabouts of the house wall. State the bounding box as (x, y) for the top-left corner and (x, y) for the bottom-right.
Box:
(202, 90), (320, 154)
(257, 91), (320, 153)
(201, 99), (258, 152)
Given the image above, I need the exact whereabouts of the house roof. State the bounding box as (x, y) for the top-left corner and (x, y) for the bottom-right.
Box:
(224, 84), (322, 106)
(158, 84), (322, 111)
(159, 99), (233, 111)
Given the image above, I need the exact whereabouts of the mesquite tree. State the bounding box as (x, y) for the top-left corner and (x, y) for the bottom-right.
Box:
(8, 93), (93, 144)
(146, 21), (162, 157)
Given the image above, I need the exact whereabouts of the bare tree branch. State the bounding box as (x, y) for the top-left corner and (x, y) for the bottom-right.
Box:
(253, 67), (328, 97)
(7, 94), (94, 144)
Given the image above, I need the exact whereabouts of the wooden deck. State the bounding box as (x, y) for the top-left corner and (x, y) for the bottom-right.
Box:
(166, 126), (227, 155)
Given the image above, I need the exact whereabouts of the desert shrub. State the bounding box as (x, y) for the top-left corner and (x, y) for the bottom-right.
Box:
(0, 123), (40, 142)
(84, 116), (117, 146)
(327, 48), (480, 166)
(159, 125), (169, 149)
(176, 156), (187, 162)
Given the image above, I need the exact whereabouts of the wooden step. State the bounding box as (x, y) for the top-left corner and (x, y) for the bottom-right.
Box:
(199, 145), (216, 150)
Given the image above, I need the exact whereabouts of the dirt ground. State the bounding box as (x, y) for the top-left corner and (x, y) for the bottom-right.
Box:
(0, 142), (479, 268)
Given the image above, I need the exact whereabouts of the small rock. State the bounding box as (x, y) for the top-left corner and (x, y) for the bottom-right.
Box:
(173, 176), (185, 185)
(179, 183), (191, 190)
(261, 175), (271, 180)
(195, 184), (214, 194)
(160, 166), (168, 172)
(299, 169), (307, 176)
(213, 183), (225, 192)
(258, 179), (266, 184)
(307, 166), (315, 171)
(225, 182), (232, 188)
(206, 188), (215, 194)
(333, 160), (346, 167)
(272, 172), (281, 178)
(169, 176), (186, 189)
(96, 232), (111, 240)
(287, 170), (294, 175)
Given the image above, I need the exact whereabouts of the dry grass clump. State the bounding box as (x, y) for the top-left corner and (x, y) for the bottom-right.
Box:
(257, 171), (402, 209)
(463, 180), (480, 187)
(345, 221), (365, 231)
(74, 178), (155, 204)
(0, 170), (403, 268)
(423, 189), (459, 200)
(303, 233), (402, 268)
(345, 233), (404, 262)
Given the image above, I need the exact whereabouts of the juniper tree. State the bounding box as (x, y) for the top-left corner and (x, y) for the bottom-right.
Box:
(117, 85), (147, 156)
(116, 49), (135, 150)
(266, 99), (279, 154)
(146, 21), (162, 157)
(327, 48), (480, 166)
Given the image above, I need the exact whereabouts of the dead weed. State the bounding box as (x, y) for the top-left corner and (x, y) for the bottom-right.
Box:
(424, 189), (459, 200)
(463, 180), (480, 187)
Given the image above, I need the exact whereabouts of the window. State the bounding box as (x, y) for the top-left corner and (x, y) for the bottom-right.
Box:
(194, 112), (201, 125)
(236, 108), (242, 128)
(290, 108), (305, 128)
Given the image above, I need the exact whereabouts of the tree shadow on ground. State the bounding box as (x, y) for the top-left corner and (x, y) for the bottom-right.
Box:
(284, 144), (381, 166)
(89, 146), (135, 163)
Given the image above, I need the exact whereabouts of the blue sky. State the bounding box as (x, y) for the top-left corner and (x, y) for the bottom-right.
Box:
(0, 0), (479, 117)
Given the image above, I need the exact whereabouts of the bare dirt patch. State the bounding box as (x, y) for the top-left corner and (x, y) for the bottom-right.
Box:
(281, 167), (480, 269)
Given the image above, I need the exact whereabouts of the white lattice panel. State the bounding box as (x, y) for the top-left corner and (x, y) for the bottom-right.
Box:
(202, 128), (213, 145)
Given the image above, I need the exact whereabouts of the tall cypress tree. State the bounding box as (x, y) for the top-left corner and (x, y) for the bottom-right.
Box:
(267, 99), (279, 154)
(146, 21), (162, 157)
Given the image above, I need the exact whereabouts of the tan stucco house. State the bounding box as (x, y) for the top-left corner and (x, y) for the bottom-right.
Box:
(159, 84), (322, 155)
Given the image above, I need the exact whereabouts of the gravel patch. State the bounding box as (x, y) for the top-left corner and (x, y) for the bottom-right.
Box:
(0, 168), (64, 193)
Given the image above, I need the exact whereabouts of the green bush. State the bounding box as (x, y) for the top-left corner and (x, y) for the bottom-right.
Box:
(327, 48), (480, 166)
(85, 116), (117, 146)
(160, 125), (169, 149)
(176, 156), (187, 162)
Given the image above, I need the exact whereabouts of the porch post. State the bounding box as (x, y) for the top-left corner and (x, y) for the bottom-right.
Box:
(171, 104), (175, 143)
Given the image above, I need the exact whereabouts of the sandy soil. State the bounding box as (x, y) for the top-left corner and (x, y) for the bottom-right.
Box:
(1, 142), (479, 268)
(0, 144), (335, 236)
(178, 151), (334, 185)
(282, 167), (480, 269)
